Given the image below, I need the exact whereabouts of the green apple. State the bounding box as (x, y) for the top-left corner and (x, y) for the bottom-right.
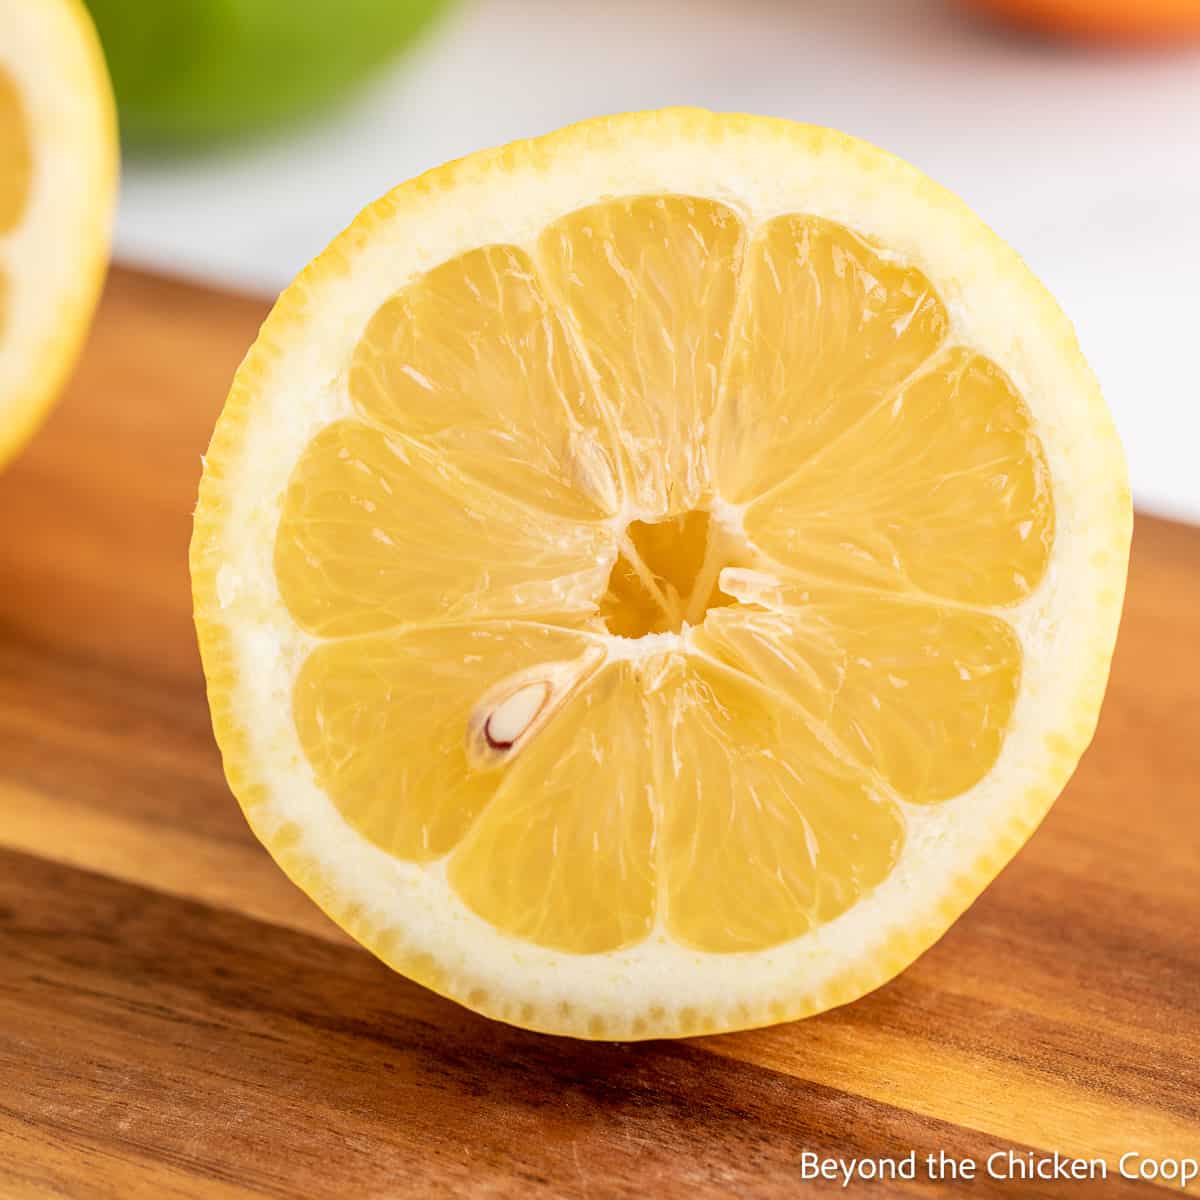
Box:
(84, 0), (454, 145)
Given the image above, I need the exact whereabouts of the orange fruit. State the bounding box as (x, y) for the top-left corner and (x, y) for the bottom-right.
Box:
(967, 0), (1200, 41)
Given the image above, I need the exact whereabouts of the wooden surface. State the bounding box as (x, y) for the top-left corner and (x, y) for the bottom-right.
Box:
(0, 267), (1197, 1199)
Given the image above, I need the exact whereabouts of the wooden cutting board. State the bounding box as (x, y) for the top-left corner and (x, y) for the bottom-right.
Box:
(0, 268), (1196, 1199)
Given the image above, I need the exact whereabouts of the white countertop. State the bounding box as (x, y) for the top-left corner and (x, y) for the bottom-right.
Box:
(114, 0), (1200, 522)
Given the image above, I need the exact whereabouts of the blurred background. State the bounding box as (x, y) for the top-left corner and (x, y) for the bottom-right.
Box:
(91, 0), (1200, 522)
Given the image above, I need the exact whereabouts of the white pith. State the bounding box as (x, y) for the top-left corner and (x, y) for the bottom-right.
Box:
(196, 112), (1129, 1036)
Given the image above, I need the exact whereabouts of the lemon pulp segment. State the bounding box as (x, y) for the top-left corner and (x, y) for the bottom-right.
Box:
(278, 197), (1053, 956)
(0, 65), (32, 331)
(0, 66), (31, 234)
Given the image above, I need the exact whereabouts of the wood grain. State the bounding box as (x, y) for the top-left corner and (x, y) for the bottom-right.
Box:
(0, 267), (1197, 1198)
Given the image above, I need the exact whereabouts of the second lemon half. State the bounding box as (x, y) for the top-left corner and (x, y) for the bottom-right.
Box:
(0, 0), (116, 469)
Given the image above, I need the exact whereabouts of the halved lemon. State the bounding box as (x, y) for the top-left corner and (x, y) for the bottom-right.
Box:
(192, 110), (1130, 1039)
(0, 0), (116, 470)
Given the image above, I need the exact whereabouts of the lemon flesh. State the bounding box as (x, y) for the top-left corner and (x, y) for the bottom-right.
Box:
(0, 67), (32, 344)
(277, 199), (1051, 956)
(0, 68), (32, 234)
